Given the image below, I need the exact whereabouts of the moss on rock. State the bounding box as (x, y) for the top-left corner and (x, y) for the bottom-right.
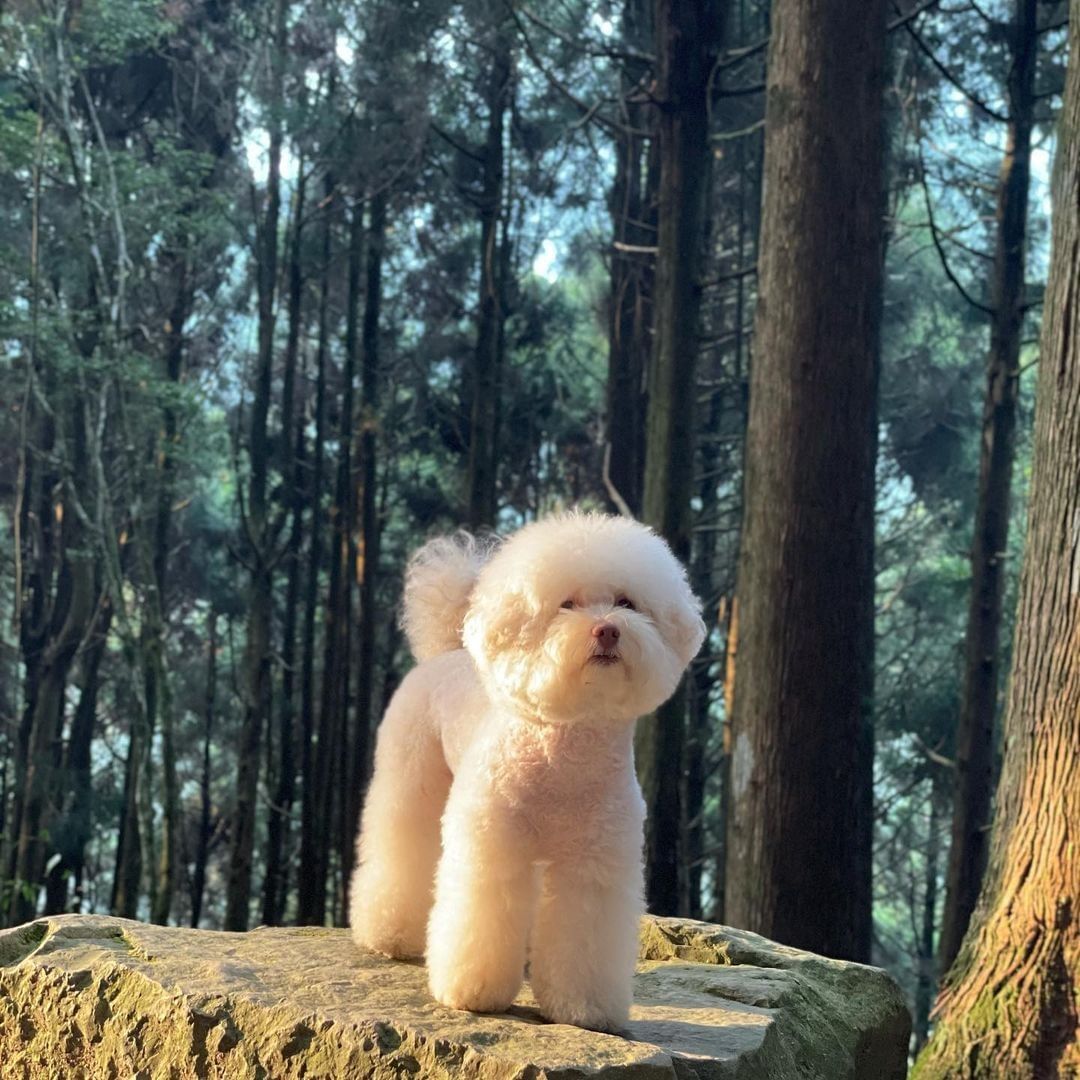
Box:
(0, 914), (909, 1079)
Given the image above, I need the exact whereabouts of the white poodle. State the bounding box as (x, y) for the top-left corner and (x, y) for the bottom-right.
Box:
(348, 511), (705, 1032)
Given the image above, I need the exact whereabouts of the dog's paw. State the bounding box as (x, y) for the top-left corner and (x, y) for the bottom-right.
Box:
(531, 979), (631, 1034)
(351, 923), (424, 961)
(537, 1000), (628, 1034)
(429, 966), (519, 1014)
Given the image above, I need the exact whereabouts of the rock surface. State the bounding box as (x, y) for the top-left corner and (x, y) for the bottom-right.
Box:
(0, 913), (909, 1079)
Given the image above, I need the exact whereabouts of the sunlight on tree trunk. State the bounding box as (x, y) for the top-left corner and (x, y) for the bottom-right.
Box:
(939, 0), (1039, 977)
(913, 4), (1080, 1071)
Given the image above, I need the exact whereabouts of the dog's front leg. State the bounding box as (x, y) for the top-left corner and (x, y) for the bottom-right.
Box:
(528, 849), (644, 1033)
(425, 785), (536, 1015)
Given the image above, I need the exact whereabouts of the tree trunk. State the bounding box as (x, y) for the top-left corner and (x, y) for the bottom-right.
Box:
(913, 768), (948, 1053)
(635, 0), (720, 917)
(43, 593), (111, 916)
(332, 195), (365, 922)
(938, 0), (1038, 976)
(912, 6), (1080, 1070)
(346, 188), (387, 877)
(466, 26), (511, 531)
(297, 175), (332, 927)
(262, 167), (307, 927)
(682, 379), (726, 918)
(306, 196), (361, 926)
(5, 365), (59, 918)
(604, 0), (656, 518)
(191, 610), (217, 929)
(8, 398), (98, 927)
(145, 253), (191, 928)
(723, 0), (886, 962)
(224, 0), (287, 932)
(112, 650), (149, 920)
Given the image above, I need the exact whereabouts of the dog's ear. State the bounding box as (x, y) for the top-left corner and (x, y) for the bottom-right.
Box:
(462, 579), (546, 669)
(658, 590), (708, 671)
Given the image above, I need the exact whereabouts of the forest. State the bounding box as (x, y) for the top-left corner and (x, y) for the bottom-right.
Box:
(1, 0), (1079, 1074)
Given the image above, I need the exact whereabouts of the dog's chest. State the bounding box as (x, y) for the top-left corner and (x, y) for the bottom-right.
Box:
(493, 723), (635, 836)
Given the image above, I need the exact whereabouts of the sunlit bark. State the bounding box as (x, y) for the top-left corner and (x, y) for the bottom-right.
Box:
(913, 5), (1080, 1070)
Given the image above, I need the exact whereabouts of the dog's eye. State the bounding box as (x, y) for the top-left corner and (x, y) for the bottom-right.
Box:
(560, 599), (575, 609)
(615, 596), (635, 610)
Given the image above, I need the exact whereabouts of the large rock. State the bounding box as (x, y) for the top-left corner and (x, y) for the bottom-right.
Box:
(0, 913), (909, 1078)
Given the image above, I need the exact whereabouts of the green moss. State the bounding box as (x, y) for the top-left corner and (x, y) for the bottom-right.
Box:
(911, 984), (1024, 1080)
(0, 920), (49, 967)
(637, 919), (733, 965)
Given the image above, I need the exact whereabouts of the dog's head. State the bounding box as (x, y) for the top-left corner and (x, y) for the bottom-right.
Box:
(462, 512), (706, 723)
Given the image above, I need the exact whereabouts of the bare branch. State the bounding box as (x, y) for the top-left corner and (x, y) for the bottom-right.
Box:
(894, 1), (1009, 123)
(601, 443), (635, 519)
(516, 4), (653, 66)
(916, 141), (995, 314)
(507, 2), (626, 137)
(430, 121), (485, 165)
(888, 0), (943, 31)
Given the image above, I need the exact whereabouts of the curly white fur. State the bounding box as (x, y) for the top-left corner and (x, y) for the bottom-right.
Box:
(349, 511), (705, 1032)
(400, 532), (495, 661)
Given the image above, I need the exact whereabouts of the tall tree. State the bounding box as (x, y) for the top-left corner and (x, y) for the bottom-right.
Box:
(225, 0), (288, 931)
(912, 6), (1080, 1072)
(938, 0), (1040, 975)
(325, 194), (361, 922)
(466, 12), (512, 531)
(191, 610), (218, 929)
(297, 169), (334, 927)
(635, 0), (720, 916)
(301, 191), (361, 926)
(348, 188), (388, 856)
(723, 0), (887, 961)
(7, 401), (97, 926)
(603, 0), (656, 518)
(43, 594), (111, 915)
(261, 163), (308, 928)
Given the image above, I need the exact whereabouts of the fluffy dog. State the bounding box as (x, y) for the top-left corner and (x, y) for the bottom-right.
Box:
(348, 511), (705, 1032)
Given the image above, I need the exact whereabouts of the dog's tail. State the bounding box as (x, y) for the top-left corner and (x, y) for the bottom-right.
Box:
(401, 533), (493, 661)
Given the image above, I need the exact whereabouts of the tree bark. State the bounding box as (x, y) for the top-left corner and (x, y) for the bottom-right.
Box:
(8, 397), (97, 927)
(262, 167), (307, 927)
(112, 649), (148, 920)
(912, 6), (1080, 1070)
(191, 611), (217, 930)
(938, 0), (1038, 977)
(297, 174), (333, 927)
(913, 768), (948, 1053)
(224, 0), (287, 932)
(43, 593), (111, 916)
(723, 0), (886, 962)
(636, 0), (720, 917)
(5, 362), (59, 919)
(144, 252), (191, 927)
(346, 188), (387, 877)
(682, 389), (724, 919)
(604, 0), (657, 518)
(306, 196), (361, 926)
(466, 24), (511, 531)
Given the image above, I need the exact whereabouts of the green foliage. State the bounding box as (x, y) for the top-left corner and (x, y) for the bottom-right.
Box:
(67, 0), (174, 65)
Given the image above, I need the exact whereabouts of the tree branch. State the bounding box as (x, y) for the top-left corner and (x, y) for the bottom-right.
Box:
(917, 141), (995, 314)
(895, 1), (1009, 122)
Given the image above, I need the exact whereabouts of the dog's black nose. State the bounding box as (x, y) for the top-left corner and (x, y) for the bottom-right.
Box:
(592, 622), (620, 649)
